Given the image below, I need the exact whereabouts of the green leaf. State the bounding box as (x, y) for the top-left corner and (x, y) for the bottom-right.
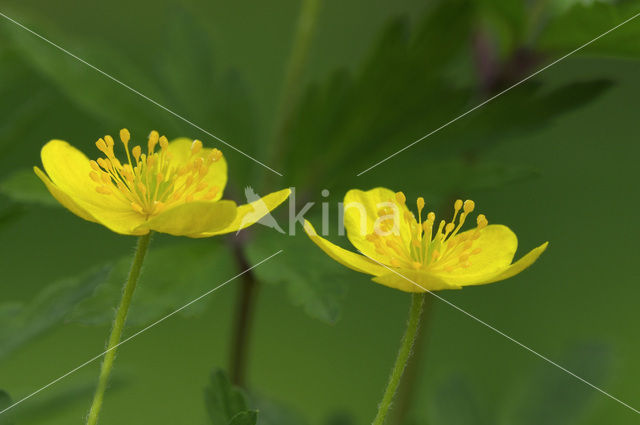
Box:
(70, 240), (235, 327)
(0, 266), (110, 360)
(538, 1), (640, 59)
(204, 369), (250, 425)
(246, 229), (357, 324)
(228, 410), (258, 425)
(0, 167), (59, 206)
(0, 390), (15, 425)
(1, 13), (174, 132)
(153, 7), (259, 182)
(280, 0), (475, 190)
(249, 393), (307, 425)
(502, 342), (612, 425)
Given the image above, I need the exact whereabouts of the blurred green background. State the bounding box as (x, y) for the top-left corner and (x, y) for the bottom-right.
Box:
(1, 0), (640, 424)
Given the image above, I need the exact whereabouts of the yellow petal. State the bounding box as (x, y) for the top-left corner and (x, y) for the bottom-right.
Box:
(167, 138), (227, 201)
(433, 224), (518, 286)
(34, 166), (97, 223)
(40, 140), (127, 209)
(39, 140), (147, 235)
(343, 187), (414, 266)
(372, 268), (461, 293)
(142, 200), (237, 237)
(199, 188), (291, 236)
(468, 241), (549, 286)
(303, 220), (387, 276)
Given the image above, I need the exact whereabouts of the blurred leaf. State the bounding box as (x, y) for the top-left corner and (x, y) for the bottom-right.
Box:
(538, 1), (640, 58)
(0, 167), (58, 206)
(246, 229), (357, 324)
(154, 8), (260, 183)
(1, 13), (174, 132)
(229, 411), (258, 425)
(0, 266), (110, 360)
(70, 240), (235, 327)
(249, 393), (307, 425)
(502, 342), (612, 425)
(204, 369), (253, 425)
(382, 158), (539, 205)
(0, 390), (15, 425)
(281, 0), (475, 190)
(428, 376), (486, 425)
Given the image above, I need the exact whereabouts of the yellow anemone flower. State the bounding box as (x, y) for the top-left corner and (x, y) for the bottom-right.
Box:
(304, 187), (548, 292)
(34, 129), (290, 237)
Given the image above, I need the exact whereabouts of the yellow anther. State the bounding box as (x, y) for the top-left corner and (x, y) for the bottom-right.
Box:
(132, 145), (142, 161)
(90, 160), (101, 172)
(454, 199), (463, 211)
(477, 214), (488, 228)
(96, 138), (108, 154)
(96, 186), (112, 195)
(191, 139), (203, 155)
(97, 158), (110, 170)
(395, 191), (406, 204)
(427, 212), (435, 222)
(120, 128), (130, 145)
(463, 200), (475, 214)
(417, 197), (425, 211)
(148, 130), (159, 153)
(211, 148), (222, 161)
(159, 136), (168, 150)
(104, 135), (115, 149)
(445, 222), (455, 234)
(89, 171), (100, 182)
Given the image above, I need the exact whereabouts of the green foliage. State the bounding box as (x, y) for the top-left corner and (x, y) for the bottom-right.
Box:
(0, 391), (15, 425)
(426, 342), (612, 425)
(205, 369), (257, 425)
(249, 393), (307, 425)
(538, 1), (640, 58)
(246, 229), (357, 324)
(0, 167), (58, 206)
(70, 240), (235, 327)
(0, 266), (109, 360)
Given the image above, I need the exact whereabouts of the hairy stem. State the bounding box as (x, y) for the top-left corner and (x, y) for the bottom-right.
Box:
(372, 293), (426, 425)
(86, 232), (152, 425)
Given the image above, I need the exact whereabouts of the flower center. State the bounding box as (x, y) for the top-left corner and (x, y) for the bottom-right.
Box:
(366, 193), (488, 271)
(89, 129), (222, 217)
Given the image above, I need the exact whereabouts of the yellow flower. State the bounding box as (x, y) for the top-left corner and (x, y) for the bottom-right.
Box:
(35, 129), (290, 237)
(304, 187), (548, 292)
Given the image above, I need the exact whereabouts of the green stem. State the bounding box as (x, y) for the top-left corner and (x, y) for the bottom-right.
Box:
(86, 232), (152, 425)
(372, 293), (426, 425)
(266, 0), (322, 176)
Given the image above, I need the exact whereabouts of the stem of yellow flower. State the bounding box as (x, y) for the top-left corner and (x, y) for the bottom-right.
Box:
(85, 232), (152, 425)
(371, 293), (426, 425)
